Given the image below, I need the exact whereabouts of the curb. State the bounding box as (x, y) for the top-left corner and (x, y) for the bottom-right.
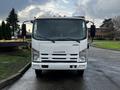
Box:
(0, 62), (31, 89)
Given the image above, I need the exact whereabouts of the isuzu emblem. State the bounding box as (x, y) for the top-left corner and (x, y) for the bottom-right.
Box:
(53, 51), (65, 53)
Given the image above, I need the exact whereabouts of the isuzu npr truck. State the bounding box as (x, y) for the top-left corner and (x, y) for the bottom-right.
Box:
(31, 16), (88, 77)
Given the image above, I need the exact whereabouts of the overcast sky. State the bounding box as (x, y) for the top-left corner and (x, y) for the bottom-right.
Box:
(0, 0), (120, 28)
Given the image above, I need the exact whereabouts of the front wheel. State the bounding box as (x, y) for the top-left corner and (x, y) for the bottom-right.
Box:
(77, 70), (84, 76)
(35, 69), (42, 77)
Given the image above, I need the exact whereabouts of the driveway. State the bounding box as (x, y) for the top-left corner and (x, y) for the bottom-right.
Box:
(3, 47), (120, 90)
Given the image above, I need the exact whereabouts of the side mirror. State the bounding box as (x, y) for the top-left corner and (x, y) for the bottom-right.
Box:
(87, 43), (90, 49)
(30, 20), (34, 23)
(23, 20), (34, 24)
(86, 20), (89, 24)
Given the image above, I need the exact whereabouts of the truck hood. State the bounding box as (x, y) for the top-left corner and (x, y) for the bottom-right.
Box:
(39, 42), (79, 54)
(32, 39), (87, 54)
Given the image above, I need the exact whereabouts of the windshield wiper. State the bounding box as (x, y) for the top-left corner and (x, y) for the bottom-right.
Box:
(54, 38), (80, 43)
(66, 38), (80, 43)
(37, 35), (55, 43)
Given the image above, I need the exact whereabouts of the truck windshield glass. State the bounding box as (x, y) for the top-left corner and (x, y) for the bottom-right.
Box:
(33, 19), (87, 40)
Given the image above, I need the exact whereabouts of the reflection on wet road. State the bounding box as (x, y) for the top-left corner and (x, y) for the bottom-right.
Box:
(3, 47), (120, 90)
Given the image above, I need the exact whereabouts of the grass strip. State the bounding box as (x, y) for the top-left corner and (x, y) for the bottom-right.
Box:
(0, 49), (31, 80)
(92, 40), (120, 51)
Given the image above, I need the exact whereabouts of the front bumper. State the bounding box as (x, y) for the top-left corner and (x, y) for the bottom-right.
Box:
(32, 62), (87, 70)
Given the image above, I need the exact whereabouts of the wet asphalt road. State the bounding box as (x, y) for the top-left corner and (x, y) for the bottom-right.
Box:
(3, 47), (120, 90)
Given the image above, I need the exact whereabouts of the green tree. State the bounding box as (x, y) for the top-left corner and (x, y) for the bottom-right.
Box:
(6, 8), (19, 36)
(0, 21), (12, 40)
(0, 25), (2, 39)
(100, 18), (115, 39)
(5, 23), (11, 40)
(1, 21), (6, 39)
(100, 18), (114, 29)
(21, 23), (27, 41)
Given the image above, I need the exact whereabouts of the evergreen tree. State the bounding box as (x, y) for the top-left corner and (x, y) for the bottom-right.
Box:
(22, 23), (26, 37)
(0, 25), (2, 40)
(6, 8), (19, 36)
(5, 23), (11, 40)
(1, 21), (6, 39)
(21, 23), (27, 41)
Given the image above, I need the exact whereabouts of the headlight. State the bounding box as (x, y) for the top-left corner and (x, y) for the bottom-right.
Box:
(78, 49), (87, 62)
(32, 48), (39, 61)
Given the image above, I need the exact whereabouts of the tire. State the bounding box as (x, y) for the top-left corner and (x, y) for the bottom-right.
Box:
(35, 69), (42, 77)
(77, 70), (84, 77)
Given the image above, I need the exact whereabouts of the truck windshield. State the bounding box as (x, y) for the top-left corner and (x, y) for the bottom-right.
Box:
(33, 19), (87, 41)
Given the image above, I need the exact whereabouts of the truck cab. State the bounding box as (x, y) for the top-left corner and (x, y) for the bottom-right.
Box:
(31, 17), (88, 77)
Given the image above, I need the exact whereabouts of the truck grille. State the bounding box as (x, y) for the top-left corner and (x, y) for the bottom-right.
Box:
(41, 61), (77, 63)
(40, 53), (78, 62)
(52, 54), (66, 56)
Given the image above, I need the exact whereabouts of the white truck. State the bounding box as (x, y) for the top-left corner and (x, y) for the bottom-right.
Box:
(31, 16), (88, 77)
